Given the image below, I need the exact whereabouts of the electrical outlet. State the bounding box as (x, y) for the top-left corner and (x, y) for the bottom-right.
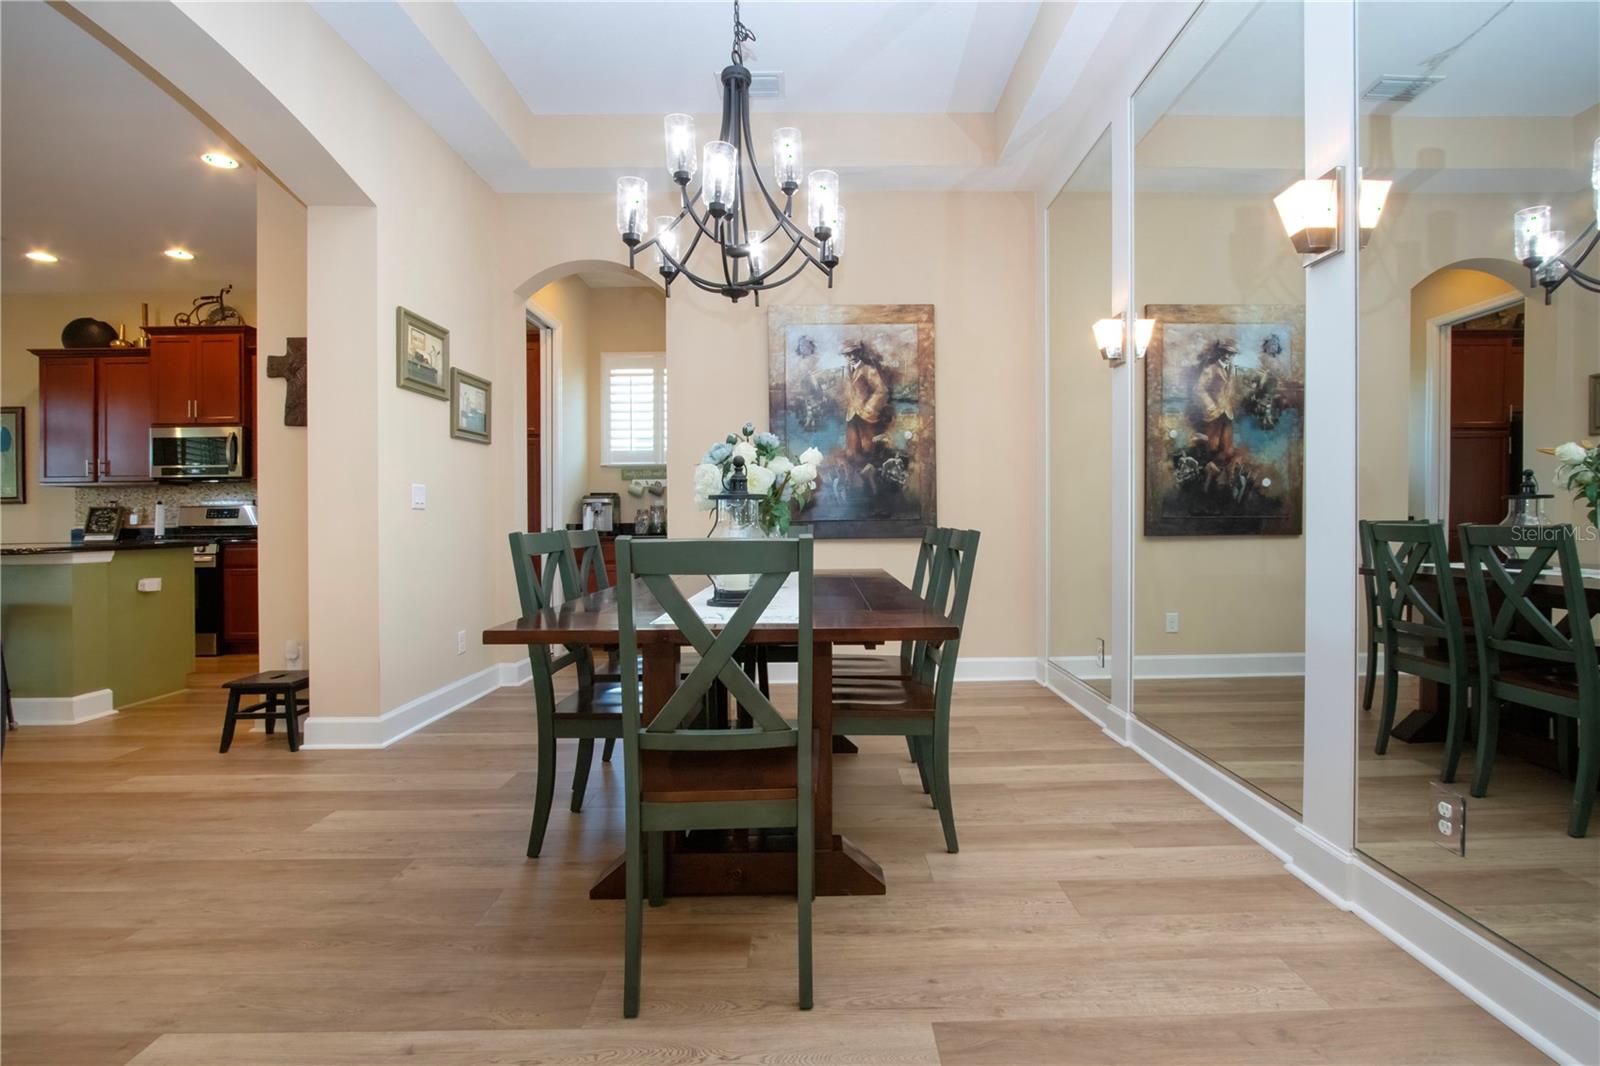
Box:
(284, 640), (303, 668)
(1430, 782), (1466, 855)
(411, 483), (427, 509)
(1164, 611), (1179, 633)
(456, 629), (467, 655)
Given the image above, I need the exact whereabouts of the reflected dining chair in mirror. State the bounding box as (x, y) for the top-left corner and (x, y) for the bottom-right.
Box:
(832, 529), (979, 854)
(1459, 523), (1599, 837)
(508, 529), (624, 857)
(1370, 520), (1474, 783)
(1358, 519), (1387, 712)
(615, 534), (815, 1016)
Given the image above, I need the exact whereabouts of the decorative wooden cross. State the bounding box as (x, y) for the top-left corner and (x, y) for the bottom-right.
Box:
(265, 337), (307, 427)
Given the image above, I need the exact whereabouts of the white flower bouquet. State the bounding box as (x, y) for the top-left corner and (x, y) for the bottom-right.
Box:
(1540, 439), (1599, 528)
(693, 421), (822, 535)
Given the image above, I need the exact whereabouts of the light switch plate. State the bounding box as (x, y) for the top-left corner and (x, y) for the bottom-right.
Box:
(1164, 612), (1179, 633)
(136, 577), (162, 593)
(411, 483), (426, 509)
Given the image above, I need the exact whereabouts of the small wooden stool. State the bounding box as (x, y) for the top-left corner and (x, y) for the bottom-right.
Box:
(220, 672), (311, 753)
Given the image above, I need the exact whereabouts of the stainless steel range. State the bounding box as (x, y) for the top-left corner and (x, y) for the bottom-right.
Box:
(177, 503), (258, 656)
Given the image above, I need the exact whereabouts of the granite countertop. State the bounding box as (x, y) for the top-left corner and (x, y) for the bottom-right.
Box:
(2, 535), (255, 556)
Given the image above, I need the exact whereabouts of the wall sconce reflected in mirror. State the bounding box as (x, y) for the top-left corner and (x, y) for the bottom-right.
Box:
(1273, 168), (1391, 266)
(1092, 317), (1124, 363)
(1092, 314), (1155, 364)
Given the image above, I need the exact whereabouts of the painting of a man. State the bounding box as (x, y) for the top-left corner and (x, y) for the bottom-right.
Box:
(769, 305), (936, 538)
(1145, 304), (1304, 536)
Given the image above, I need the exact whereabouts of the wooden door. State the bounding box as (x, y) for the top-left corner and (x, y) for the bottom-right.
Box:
(38, 357), (96, 483)
(97, 356), (152, 482)
(194, 334), (244, 424)
(1448, 328), (1523, 556)
(149, 335), (195, 424)
(526, 328), (542, 531)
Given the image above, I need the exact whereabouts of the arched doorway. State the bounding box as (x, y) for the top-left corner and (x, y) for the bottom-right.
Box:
(516, 261), (665, 541)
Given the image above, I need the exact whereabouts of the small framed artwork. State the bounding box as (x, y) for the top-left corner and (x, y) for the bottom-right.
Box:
(396, 307), (449, 399)
(1589, 373), (1600, 436)
(0, 406), (23, 504)
(450, 369), (491, 444)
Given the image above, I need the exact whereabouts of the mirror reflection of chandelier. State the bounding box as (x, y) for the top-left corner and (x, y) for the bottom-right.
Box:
(613, 0), (842, 305)
(1512, 137), (1600, 303)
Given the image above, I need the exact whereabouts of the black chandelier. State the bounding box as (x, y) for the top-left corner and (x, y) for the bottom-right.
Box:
(1512, 136), (1600, 304)
(614, 0), (842, 304)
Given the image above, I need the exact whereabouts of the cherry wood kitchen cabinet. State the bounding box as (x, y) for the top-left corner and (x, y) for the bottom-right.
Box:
(221, 541), (259, 654)
(33, 350), (152, 484)
(144, 326), (255, 426)
(96, 356), (154, 481)
(37, 355), (97, 483)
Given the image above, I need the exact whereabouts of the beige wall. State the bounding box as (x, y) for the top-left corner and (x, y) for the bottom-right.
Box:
(0, 289), (257, 545)
(1047, 185), (1113, 665)
(501, 190), (1041, 659)
(255, 172), (309, 669)
(174, 2), (522, 718)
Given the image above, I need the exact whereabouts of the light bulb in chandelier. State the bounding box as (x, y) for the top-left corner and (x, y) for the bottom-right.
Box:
(703, 141), (738, 215)
(822, 206), (845, 265)
(653, 216), (680, 273)
(616, 176), (648, 242)
(1513, 205), (1552, 264)
(746, 236), (766, 277)
(772, 127), (802, 190)
(664, 114), (697, 180)
(807, 170), (839, 238)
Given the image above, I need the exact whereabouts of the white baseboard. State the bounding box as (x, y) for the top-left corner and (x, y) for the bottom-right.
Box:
(1042, 678), (1600, 1065)
(763, 655), (1037, 684)
(10, 688), (117, 725)
(1047, 652), (1304, 680)
(300, 662), (524, 749)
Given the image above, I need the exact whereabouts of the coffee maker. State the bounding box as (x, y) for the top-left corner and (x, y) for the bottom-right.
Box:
(580, 492), (620, 532)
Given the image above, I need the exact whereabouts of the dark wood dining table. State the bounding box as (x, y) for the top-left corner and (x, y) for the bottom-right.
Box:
(482, 567), (959, 899)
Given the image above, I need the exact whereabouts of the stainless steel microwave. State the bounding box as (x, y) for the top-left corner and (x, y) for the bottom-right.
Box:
(149, 426), (245, 480)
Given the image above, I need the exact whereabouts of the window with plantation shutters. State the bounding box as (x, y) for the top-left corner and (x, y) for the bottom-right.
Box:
(601, 352), (667, 465)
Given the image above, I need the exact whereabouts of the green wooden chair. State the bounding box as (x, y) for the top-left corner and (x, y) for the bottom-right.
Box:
(1459, 523), (1600, 837)
(834, 527), (948, 681)
(615, 534), (815, 1017)
(1358, 519), (1389, 712)
(509, 530), (624, 858)
(1369, 520), (1474, 783)
(831, 528), (978, 854)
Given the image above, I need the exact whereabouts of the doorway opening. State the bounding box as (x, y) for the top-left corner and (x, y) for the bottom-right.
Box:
(1418, 269), (1527, 553)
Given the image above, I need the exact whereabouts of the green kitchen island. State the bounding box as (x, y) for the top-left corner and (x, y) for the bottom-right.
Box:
(1, 543), (195, 724)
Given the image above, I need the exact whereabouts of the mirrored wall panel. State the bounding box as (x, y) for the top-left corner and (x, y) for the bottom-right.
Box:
(1132, 2), (1308, 811)
(1355, 0), (1600, 994)
(1048, 128), (1115, 698)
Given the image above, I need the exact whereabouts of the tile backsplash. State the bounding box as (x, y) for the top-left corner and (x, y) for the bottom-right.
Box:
(74, 482), (257, 528)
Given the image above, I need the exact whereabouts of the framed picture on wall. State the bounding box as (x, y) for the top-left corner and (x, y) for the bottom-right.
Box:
(396, 306), (450, 399)
(1143, 303), (1306, 536)
(1589, 373), (1600, 436)
(767, 304), (936, 539)
(0, 406), (23, 504)
(450, 369), (491, 444)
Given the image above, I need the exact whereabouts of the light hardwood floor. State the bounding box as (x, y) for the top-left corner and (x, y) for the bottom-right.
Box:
(1130, 675), (1600, 996)
(1, 665), (1553, 1065)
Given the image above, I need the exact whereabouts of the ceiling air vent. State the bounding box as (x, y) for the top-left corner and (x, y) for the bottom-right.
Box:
(1363, 74), (1444, 103)
(719, 71), (783, 98)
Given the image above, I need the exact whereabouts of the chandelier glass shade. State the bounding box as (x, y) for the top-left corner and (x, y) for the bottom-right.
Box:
(614, 2), (841, 304)
(1511, 137), (1600, 303)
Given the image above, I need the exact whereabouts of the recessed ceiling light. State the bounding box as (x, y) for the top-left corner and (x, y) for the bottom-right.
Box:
(200, 151), (239, 170)
(24, 250), (59, 263)
(164, 248), (195, 261)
